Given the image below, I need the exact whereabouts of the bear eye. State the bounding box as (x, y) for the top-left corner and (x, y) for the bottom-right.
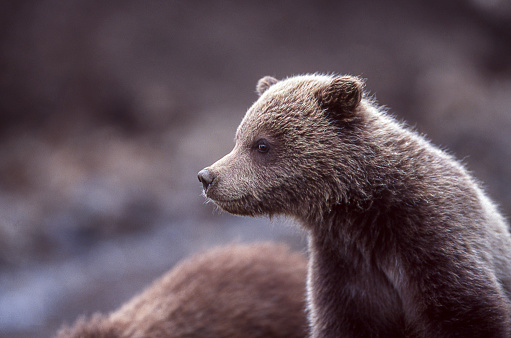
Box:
(255, 139), (270, 154)
(258, 143), (269, 153)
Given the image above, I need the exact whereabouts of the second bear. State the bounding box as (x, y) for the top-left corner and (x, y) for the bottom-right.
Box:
(57, 242), (308, 338)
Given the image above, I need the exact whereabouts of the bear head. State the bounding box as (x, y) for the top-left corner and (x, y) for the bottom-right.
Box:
(198, 74), (367, 222)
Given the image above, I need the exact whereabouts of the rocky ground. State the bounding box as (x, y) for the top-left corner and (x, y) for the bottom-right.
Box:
(1, 0), (510, 337)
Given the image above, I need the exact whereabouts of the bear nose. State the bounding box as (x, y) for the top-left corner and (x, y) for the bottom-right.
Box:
(198, 169), (214, 193)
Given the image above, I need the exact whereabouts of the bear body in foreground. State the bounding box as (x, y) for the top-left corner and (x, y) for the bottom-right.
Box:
(57, 243), (308, 338)
(198, 74), (511, 337)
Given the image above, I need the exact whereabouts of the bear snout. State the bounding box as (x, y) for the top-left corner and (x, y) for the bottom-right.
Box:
(198, 168), (215, 193)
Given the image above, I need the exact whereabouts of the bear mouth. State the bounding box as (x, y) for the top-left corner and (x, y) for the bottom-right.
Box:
(203, 192), (240, 204)
(204, 187), (249, 204)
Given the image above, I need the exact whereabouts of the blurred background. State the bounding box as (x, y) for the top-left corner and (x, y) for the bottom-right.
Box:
(1, 0), (510, 337)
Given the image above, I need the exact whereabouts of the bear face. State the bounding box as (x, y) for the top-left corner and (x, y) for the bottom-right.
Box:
(199, 74), (366, 222)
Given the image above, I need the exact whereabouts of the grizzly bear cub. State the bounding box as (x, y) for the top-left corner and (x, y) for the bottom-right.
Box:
(198, 74), (511, 337)
(57, 243), (308, 338)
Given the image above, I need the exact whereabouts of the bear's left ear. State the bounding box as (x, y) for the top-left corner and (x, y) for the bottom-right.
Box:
(256, 76), (279, 96)
(316, 76), (364, 120)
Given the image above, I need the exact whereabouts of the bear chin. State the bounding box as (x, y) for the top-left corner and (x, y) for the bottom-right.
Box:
(211, 198), (264, 217)
(214, 201), (254, 216)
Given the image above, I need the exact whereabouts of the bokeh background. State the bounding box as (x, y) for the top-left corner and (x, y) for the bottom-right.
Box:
(1, 0), (511, 337)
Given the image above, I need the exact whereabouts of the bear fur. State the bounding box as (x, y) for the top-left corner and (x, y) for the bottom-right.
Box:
(198, 74), (511, 337)
(56, 242), (308, 338)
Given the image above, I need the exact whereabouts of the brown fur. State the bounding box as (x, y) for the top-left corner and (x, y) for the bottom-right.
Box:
(198, 74), (511, 337)
(56, 243), (308, 338)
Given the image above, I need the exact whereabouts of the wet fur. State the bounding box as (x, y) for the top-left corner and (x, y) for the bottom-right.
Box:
(56, 243), (308, 338)
(200, 74), (511, 337)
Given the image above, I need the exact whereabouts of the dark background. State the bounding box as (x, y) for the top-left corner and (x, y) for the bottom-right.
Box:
(1, 1), (510, 337)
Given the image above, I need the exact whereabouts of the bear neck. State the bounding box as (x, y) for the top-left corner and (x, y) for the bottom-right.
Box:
(298, 106), (485, 336)
(300, 104), (470, 240)
(300, 148), (425, 337)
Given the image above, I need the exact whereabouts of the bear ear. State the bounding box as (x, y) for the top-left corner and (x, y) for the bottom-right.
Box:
(316, 76), (364, 120)
(256, 76), (279, 96)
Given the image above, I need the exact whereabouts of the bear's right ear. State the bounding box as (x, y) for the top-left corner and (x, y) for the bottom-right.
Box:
(256, 76), (279, 96)
(316, 76), (364, 120)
